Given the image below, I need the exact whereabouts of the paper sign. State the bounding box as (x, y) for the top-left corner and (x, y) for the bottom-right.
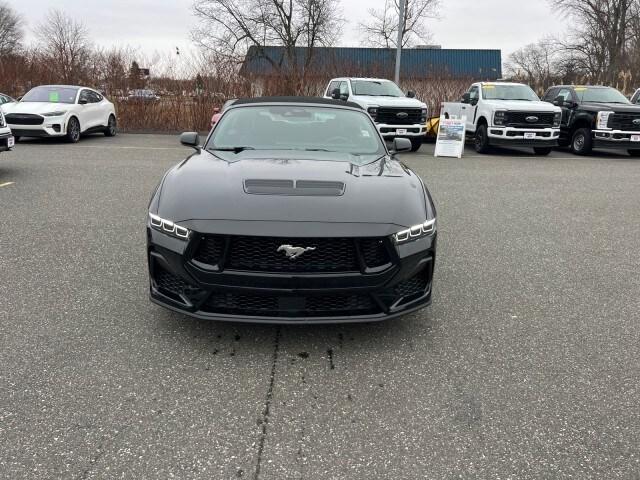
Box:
(49, 91), (59, 102)
(434, 116), (466, 158)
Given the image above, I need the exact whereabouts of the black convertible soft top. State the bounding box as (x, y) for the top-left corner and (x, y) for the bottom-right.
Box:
(232, 96), (363, 110)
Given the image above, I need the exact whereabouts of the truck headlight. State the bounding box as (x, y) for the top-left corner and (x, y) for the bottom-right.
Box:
(393, 218), (436, 244)
(494, 111), (507, 126)
(149, 213), (190, 239)
(553, 112), (562, 128)
(596, 111), (613, 130)
(421, 108), (428, 122)
(0, 111), (5, 127)
(367, 106), (378, 120)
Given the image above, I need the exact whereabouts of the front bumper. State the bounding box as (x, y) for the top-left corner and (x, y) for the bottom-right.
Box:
(378, 123), (427, 138)
(0, 132), (14, 151)
(147, 228), (436, 324)
(9, 120), (66, 137)
(593, 129), (640, 149)
(487, 126), (560, 147)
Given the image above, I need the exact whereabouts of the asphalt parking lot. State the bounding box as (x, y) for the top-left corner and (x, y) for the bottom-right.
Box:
(1, 134), (640, 479)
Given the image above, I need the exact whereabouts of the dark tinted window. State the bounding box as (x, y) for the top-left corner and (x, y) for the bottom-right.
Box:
(326, 81), (340, 96)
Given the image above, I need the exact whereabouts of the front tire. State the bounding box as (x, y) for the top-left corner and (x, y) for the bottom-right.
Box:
(533, 147), (552, 156)
(104, 115), (117, 137)
(628, 150), (640, 157)
(474, 124), (490, 153)
(410, 138), (422, 152)
(570, 128), (593, 155)
(66, 117), (81, 143)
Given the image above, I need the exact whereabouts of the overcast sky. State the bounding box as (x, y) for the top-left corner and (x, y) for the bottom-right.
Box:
(13, 0), (563, 62)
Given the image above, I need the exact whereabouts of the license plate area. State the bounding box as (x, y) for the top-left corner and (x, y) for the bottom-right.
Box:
(7, 136), (15, 148)
(524, 132), (536, 139)
(396, 129), (407, 135)
(631, 135), (640, 142)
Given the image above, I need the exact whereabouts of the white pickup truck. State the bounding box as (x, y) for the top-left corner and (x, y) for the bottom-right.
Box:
(441, 82), (562, 155)
(0, 109), (15, 154)
(324, 77), (428, 151)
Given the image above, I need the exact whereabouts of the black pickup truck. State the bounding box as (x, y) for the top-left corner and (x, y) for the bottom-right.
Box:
(542, 85), (640, 156)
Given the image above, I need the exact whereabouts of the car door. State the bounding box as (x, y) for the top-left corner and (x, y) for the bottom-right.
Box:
(461, 85), (479, 132)
(77, 89), (96, 130)
(554, 88), (575, 128)
(91, 91), (110, 127)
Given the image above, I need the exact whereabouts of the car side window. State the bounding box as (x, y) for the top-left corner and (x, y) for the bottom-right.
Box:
(469, 86), (479, 102)
(339, 82), (349, 96)
(88, 91), (102, 103)
(79, 90), (90, 104)
(326, 81), (340, 96)
(543, 88), (558, 102)
(556, 88), (573, 103)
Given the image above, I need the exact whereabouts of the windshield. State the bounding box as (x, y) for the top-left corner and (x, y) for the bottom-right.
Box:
(482, 84), (540, 101)
(574, 87), (630, 104)
(21, 86), (78, 104)
(351, 80), (404, 97)
(207, 105), (385, 162)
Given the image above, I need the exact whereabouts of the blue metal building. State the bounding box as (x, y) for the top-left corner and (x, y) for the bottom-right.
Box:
(241, 46), (502, 80)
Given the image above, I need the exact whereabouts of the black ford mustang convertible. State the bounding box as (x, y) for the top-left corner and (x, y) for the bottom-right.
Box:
(147, 97), (437, 323)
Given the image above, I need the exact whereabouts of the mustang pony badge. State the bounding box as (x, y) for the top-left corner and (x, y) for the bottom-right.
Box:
(277, 244), (316, 260)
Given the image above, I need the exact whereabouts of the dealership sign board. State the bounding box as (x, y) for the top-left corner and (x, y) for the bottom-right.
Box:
(434, 116), (466, 158)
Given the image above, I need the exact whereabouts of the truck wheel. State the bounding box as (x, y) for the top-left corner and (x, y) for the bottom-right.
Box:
(628, 150), (640, 157)
(474, 124), (490, 153)
(570, 128), (593, 155)
(533, 147), (552, 156)
(410, 138), (422, 152)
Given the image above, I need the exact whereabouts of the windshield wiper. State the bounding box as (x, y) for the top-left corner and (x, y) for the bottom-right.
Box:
(209, 146), (256, 153)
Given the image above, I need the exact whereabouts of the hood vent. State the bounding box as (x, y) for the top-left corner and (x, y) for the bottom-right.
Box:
(244, 179), (345, 196)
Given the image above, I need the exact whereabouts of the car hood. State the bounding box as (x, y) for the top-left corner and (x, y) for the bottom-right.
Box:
(3, 102), (74, 114)
(156, 150), (428, 229)
(578, 102), (640, 113)
(351, 95), (426, 109)
(483, 100), (560, 112)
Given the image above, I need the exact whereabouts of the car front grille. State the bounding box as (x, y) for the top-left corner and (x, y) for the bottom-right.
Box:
(376, 107), (423, 125)
(154, 266), (204, 301)
(193, 235), (392, 273)
(5, 113), (44, 126)
(204, 291), (380, 317)
(505, 112), (555, 128)
(608, 113), (640, 131)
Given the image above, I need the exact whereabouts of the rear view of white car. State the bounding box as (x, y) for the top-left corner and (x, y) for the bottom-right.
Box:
(3, 85), (117, 143)
(0, 109), (15, 153)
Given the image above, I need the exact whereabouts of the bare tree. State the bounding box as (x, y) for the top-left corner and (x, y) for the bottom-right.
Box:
(192, 0), (343, 93)
(0, 1), (23, 55)
(35, 9), (92, 84)
(506, 38), (563, 93)
(550, 0), (640, 85)
(359, 0), (440, 48)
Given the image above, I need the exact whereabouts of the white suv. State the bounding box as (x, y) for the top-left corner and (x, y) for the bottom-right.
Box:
(324, 78), (428, 151)
(0, 109), (14, 153)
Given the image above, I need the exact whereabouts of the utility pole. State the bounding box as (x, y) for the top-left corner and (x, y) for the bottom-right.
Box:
(394, 0), (407, 84)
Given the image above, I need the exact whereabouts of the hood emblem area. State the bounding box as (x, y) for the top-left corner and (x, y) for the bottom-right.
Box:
(525, 116), (539, 123)
(277, 245), (316, 260)
(633, 118), (640, 125)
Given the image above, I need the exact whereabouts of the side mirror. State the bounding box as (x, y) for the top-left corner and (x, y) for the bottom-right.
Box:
(553, 96), (564, 107)
(407, 90), (416, 98)
(180, 131), (200, 150)
(331, 88), (341, 100)
(79, 99), (88, 105)
(461, 93), (471, 104)
(213, 107), (220, 114)
(390, 137), (412, 154)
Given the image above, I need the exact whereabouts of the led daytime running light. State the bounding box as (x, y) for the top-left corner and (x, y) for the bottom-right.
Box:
(394, 219), (436, 243)
(149, 213), (190, 239)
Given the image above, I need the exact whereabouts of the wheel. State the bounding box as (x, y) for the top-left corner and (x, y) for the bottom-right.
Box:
(410, 138), (422, 152)
(570, 127), (593, 155)
(474, 124), (490, 153)
(628, 150), (640, 157)
(533, 147), (552, 156)
(66, 117), (81, 143)
(104, 115), (117, 137)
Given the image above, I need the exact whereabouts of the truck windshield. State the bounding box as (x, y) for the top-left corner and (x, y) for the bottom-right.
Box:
(206, 105), (385, 162)
(574, 87), (630, 104)
(482, 84), (540, 101)
(351, 80), (405, 97)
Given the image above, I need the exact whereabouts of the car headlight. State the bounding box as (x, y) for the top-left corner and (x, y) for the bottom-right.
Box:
(149, 213), (190, 239)
(42, 111), (67, 117)
(596, 111), (613, 130)
(421, 107), (428, 122)
(0, 111), (5, 127)
(493, 111), (507, 126)
(553, 112), (562, 127)
(393, 218), (436, 244)
(367, 106), (378, 120)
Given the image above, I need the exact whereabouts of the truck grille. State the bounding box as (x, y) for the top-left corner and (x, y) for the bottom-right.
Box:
(204, 291), (380, 317)
(505, 112), (555, 129)
(193, 235), (392, 273)
(5, 113), (44, 126)
(608, 113), (640, 131)
(375, 108), (423, 125)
